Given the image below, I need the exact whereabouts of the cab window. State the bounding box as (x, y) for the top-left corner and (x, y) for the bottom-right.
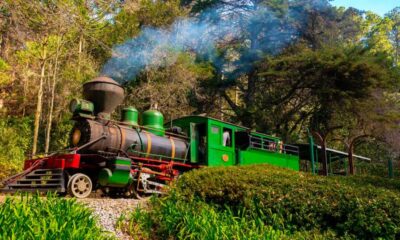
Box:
(222, 128), (232, 147)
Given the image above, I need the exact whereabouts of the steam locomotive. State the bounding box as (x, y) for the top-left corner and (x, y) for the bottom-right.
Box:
(2, 77), (300, 198)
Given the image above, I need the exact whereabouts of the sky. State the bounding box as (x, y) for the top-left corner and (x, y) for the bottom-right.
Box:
(331, 0), (399, 16)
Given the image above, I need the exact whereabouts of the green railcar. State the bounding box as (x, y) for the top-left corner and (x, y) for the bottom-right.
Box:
(167, 116), (300, 171)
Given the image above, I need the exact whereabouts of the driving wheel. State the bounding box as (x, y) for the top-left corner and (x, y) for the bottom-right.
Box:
(68, 173), (93, 198)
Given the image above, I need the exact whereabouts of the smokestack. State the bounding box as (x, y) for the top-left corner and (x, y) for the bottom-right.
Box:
(83, 76), (124, 119)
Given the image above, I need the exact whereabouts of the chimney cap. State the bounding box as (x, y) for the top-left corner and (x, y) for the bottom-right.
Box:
(84, 76), (120, 86)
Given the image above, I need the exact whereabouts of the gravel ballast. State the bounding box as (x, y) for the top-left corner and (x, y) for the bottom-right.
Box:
(77, 197), (146, 239)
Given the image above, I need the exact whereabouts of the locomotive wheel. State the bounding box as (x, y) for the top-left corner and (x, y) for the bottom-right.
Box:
(135, 168), (154, 200)
(123, 184), (141, 199)
(67, 173), (93, 198)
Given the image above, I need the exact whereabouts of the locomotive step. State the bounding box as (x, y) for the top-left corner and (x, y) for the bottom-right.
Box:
(7, 183), (63, 188)
(30, 169), (63, 173)
(1, 188), (64, 193)
(25, 173), (63, 177)
(25, 175), (63, 180)
(3, 168), (65, 192)
(16, 179), (62, 184)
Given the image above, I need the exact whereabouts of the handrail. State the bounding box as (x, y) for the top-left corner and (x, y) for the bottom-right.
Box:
(95, 116), (190, 140)
(248, 135), (299, 156)
(282, 143), (300, 156)
(127, 149), (187, 162)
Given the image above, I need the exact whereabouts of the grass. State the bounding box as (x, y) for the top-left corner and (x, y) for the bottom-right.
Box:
(120, 164), (400, 240)
(0, 193), (113, 239)
(118, 201), (290, 240)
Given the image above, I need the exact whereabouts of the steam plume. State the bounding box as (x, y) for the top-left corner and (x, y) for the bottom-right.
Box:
(101, 3), (323, 82)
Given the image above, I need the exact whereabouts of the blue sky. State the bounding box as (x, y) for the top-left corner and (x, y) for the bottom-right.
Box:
(331, 0), (399, 16)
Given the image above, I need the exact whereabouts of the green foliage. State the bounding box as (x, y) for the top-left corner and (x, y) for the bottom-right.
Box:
(0, 58), (9, 70)
(0, 58), (10, 86)
(104, 0), (184, 46)
(247, 44), (397, 138)
(124, 165), (400, 239)
(50, 115), (74, 151)
(0, 117), (33, 181)
(105, 8), (140, 45)
(386, 7), (400, 65)
(344, 171), (400, 193)
(136, 0), (183, 27)
(355, 161), (400, 179)
(124, 52), (215, 121)
(0, 193), (112, 239)
(362, 12), (394, 55)
(120, 197), (289, 240)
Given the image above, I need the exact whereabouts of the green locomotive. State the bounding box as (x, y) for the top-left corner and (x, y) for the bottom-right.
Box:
(3, 77), (299, 198)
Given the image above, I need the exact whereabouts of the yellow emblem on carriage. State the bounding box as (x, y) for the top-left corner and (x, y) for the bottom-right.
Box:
(222, 154), (229, 162)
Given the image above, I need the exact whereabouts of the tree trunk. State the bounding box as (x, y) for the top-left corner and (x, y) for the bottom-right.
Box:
(32, 48), (47, 156)
(311, 131), (328, 176)
(348, 147), (354, 175)
(395, 33), (400, 66)
(45, 38), (61, 153)
(321, 139), (328, 176)
(347, 134), (369, 175)
(0, 30), (8, 59)
(77, 34), (83, 74)
(22, 63), (29, 117)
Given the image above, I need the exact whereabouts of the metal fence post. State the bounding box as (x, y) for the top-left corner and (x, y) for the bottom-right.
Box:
(388, 159), (394, 178)
(307, 128), (315, 175)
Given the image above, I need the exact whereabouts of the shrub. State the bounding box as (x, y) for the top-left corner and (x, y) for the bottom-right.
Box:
(174, 165), (400, 239)
(0, 193), (112, 239)
(0, 117), (33, 181)
(120, 196), (291, 240)
(356, 161), (400, 178)
(123, 165), (400, 239)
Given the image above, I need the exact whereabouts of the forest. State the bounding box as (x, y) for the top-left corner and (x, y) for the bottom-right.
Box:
(0, 0), (399, 178)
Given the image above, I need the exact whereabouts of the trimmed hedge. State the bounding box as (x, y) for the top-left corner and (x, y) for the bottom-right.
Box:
(124, 165), (400, 239)
(174, 165), (400, 239)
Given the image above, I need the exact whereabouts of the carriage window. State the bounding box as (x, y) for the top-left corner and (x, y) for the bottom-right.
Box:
(222, 128), (232, 147)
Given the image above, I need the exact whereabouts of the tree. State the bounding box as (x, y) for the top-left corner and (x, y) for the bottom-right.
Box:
(124, 52), (214, 121)
(16, 38), (53, 156)
(184, 0), (351, 125)
(362, 12), (394, 56)
(227, 44), (395, 140)
(386, 7), (400, 65)
(44, 36), (63, 153)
